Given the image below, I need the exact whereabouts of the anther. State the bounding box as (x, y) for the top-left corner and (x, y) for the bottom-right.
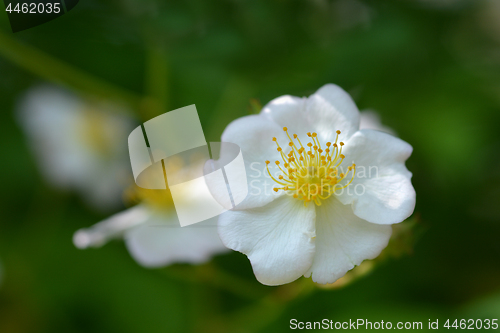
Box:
(266, 129), (354, 206)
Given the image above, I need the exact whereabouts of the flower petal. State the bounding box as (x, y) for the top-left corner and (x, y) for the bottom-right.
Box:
(304, 198), (392, 284)
(17, 85), (134, 211)
(336, 129), (416, 224)
(216, 85), (361, 211)
(125, 212), (228, 267)
(260, 95), (308, 135)
(219, 114), (287, 210)
(260, 84), (360, 143)
(306, 84), (361, 141)
(218, 196), (316, 286)
(73, 205), (150, 249)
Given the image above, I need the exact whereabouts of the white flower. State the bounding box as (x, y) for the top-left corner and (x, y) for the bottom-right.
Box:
(73, 205), (229, 267)
(16, 85), (134, 211)
(73, 160), (229, 267)
(212, 84), (416, 285)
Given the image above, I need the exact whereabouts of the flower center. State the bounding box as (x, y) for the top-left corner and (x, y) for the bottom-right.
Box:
(266, 127), (355, 206)
(79, 108), (115, 157)
(124, 186), (175, 210)
(124, 156), (185, 211)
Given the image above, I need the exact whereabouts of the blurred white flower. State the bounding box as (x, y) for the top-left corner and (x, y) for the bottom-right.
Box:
(73, 159), (229, 267)
(333, 0), (372, 30)
(478, 0), (500, 43)
(213, 84), (416, 285)
(16, 85), (135, 211)
(73, 205), (229, 267)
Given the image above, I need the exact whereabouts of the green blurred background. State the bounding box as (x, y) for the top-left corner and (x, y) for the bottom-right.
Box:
(1, 0), (500, 332)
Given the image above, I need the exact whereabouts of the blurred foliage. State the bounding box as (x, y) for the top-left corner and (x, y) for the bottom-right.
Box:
(0, 0), (500, 332)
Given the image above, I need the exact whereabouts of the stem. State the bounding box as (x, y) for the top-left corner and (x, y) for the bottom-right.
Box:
(160, 263), (270, 301)
(0, 30), (142, 111)
(198, 278), (316, 333)
(143, 37), (169, 121)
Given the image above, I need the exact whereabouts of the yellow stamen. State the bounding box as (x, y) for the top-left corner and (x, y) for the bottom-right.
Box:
(266, 128), (356, 206)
